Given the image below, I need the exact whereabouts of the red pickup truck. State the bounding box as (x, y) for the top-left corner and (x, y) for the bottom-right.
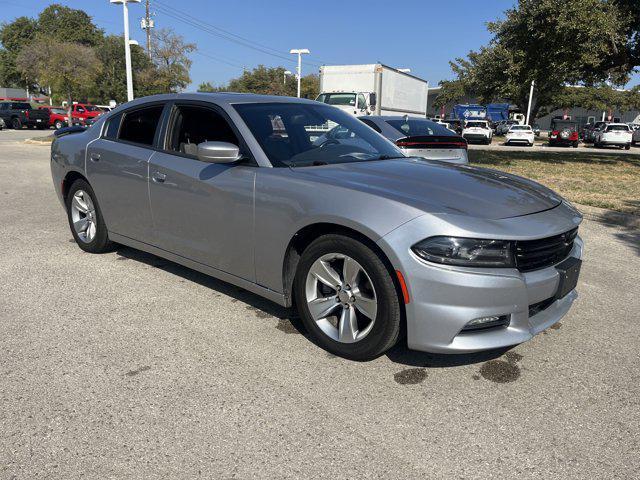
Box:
(70, 103), (103, 122)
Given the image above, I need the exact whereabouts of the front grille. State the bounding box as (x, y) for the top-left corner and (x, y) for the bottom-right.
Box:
(515, 228), (578, 272)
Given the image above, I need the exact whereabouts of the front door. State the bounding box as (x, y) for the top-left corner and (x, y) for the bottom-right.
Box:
(148, 102), (256, 282)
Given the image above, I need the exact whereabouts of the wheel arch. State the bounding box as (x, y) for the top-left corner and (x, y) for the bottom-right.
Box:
(61, 170), (89, 205)
(282, 223), (406, 324)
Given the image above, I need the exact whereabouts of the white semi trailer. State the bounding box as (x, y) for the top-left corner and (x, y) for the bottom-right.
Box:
(316, 64), (429, 117)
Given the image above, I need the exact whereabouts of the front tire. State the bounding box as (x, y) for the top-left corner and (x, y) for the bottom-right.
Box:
(294, 234), (401, 361)
(66, 179), (115, 253)
(54, 120), (64, 130)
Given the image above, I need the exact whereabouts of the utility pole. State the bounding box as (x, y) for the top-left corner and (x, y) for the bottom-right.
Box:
(525, 80), (535, 125)
(141, 0), (154, 59)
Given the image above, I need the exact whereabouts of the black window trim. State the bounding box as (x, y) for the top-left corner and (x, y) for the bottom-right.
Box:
(360, 117), (382, 133)
(158, 100), (257, 166)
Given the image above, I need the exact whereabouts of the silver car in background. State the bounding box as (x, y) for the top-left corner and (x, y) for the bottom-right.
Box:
(358, 115), (468, 164)
(51, 93), (583, 361)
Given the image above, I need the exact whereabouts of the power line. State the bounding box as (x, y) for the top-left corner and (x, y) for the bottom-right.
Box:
(152, 0), (326, 68)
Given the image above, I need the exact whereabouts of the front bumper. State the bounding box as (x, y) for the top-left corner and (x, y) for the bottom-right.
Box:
(377, 203), (583, 353)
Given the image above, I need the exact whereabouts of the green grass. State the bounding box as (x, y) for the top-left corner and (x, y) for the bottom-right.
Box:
(468, 150), (640, 216)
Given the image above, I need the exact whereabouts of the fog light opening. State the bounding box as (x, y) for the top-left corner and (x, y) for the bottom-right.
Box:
(461, 314), (510, 332)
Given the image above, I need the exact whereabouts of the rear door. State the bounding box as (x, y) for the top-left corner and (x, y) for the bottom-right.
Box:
(86, 103), (166, 243)
(148, 101), (256, 281)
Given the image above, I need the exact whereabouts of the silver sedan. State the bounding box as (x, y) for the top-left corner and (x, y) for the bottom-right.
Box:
(51, 93), (583, 360)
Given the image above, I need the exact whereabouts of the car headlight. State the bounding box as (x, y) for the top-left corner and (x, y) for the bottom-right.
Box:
(411, 237), (515, 267)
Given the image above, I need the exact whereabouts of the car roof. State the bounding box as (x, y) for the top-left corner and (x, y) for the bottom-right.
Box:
(117, 92), (320, 110)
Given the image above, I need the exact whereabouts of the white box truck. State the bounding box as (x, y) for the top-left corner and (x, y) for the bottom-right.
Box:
(316, 64), (429, 117)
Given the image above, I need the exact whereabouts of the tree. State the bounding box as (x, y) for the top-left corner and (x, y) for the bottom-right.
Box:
(145, 28), (196, 93)
(0, 16), (38, 87)
(16, 39), (101, 120)
(91, 34), (160, 104)
(438, 0), (634, 121)
(199, 65), (320, 98)
(36, 4), (103, 46)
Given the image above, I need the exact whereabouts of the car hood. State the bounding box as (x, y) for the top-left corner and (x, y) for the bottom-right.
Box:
(292, 158), (562, 220)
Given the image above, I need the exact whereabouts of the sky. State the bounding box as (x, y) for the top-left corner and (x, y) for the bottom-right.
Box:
(1, 0), (638, 90)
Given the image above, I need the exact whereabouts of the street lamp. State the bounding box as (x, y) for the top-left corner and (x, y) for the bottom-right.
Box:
(289, 49), (310, 98)
(110, 0), (141, 102)
(283, 70), (292, 85)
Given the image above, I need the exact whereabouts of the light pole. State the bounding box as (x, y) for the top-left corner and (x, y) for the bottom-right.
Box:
(525, 80), (535, 125)
(289, 49), (310, 98)
(111, 0), (141, 102)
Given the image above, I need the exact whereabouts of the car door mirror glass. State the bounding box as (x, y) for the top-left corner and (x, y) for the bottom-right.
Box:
(197, 141), (241, 164)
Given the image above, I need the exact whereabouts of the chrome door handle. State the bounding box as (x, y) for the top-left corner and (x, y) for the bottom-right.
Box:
(152, 171), (166, 183)
(89, 153), (101, 162)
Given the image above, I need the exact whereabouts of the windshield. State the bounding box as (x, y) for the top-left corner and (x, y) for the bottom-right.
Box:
(234, 102), (402, 167)
(386, 119), (456, 137)
(606, 125), (630, 132)
(315, 93), (357, 106)
(510, 125), (531, 131)
(465, 121), (487, 128)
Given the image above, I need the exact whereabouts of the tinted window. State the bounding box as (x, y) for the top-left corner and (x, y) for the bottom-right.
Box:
(465, 121), (487, 128)
(104, 112), (123, 139)
(360, 118), (382, 133)
(386, 119), (455, 137)
(118, 106), (163, 146)
(234, 102), (401, 167)
(12, 102), (31, 110)
(510, 125), (531, 131)
(168, 105), (239, 157)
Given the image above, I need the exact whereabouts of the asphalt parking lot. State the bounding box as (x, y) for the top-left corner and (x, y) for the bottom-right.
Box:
(1, 129), (639, 479)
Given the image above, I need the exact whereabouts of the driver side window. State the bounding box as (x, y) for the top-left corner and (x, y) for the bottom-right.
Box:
(167, 104), (240, 158)
(357, 94), (367, 110)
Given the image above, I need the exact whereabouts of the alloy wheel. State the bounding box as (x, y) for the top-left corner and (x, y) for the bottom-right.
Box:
(70, 190), (97, 243)
(305, 253), (378, 343)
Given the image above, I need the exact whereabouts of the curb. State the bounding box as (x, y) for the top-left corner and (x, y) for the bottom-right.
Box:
(576, 203), (640, 230)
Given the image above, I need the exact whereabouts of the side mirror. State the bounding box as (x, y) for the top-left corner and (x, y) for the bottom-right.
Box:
(369, 93), (377, 108)
(197, 141), (242, 164)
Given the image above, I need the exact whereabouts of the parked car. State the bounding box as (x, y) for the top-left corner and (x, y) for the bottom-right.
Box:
(496, 120), (519, 136)
(632, 127), (640, 146)
(359, 115), (468, 164)
(38, 106), (70, 129)
(0, 101), (50, 129)
(51, 93), (583, 361)
(462, 120), (493, 144)
(70, 103), (103, 122)
(532, 123), (541, 137)
(582, 121), (607, 143)
(443, 119), (463, 135)
(593, 123), (632, 149)
(548, 119), (579, 147)
(0, 117), (5, 130)
(505, 125), (535, 146)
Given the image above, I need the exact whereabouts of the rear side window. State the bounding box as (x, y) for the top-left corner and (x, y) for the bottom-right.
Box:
(118, 105), (164, 146)
(12, 102), (31, 110)
(103, 113), (123, 140)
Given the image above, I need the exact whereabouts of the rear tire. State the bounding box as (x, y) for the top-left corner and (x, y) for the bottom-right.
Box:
(294, 234), (401, 361)
(572, 141), (578, 148)
(66, 179), (115, 254)
(11, 117), (21, 129)
(626, 144), (631, 150)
